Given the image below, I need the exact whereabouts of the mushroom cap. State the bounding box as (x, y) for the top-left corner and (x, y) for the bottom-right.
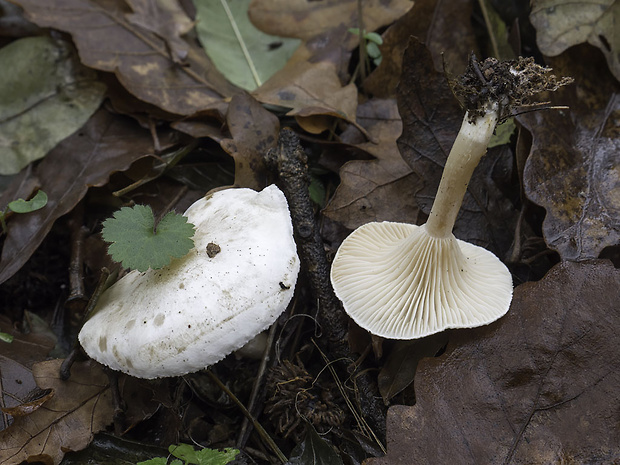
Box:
(79, 185), (300, 378)
(330, 222), (513, 339)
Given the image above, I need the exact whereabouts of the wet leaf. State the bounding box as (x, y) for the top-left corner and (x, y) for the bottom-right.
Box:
(13, 0), (240, 115)
(366, 260), (620, 465)
(0, 35), (106, 175)
(530, 0), (619, 80)
(0, 359), (114, 465)
(195, 0), (300, 91)
(288, 422), (344, 465)
(519, 46), (620, 261)
(0, 109), (174, 285)
(248, 0), (413, 42)
(324, 99), (421, 229)
(396, 38), (518, 255)
(220, 93), (280, 189)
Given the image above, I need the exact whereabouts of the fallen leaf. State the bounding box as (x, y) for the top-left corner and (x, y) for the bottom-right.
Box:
(324, 99), (421, 229)
(0, 35), (106, 175)
(364, 0), (477, 98)
(195, 0), (300, 91)
(248, 0), (412, 42)
(396, 38), (518, 255)
(0, 109), (174, 285)
(519, 45), (620, 261)
(252, 29), (360, 134)
(530, 0), (619, 81)
(0, 359), (114, 465)
(13, 0), (240, 115)
(220, 93), (279, 189)
(125, 0), (194, 64)
(0, 312), (56, 431)
(288, 422), (344, 465)
(365, 260), (620, 465)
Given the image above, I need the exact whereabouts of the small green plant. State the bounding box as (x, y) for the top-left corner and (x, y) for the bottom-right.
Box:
(102, 205), (195, 272)
(0, 332), (13, 343)
(137, 443), (239, 465)
(0, 189), (48, 234)
(348, 27), (383, 67)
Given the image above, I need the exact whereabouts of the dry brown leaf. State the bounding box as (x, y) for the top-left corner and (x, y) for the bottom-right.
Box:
(519, 46), (620, 261)
(13, 0), (239, 115)
(364, 0), (477, 98)
(396, 38), (518, 255)
(324, 99), (421, 229)
(220, 93), (279, 190)
(0, 359), (114, 465)
(252, 31), (360, 135)
(125, 0), (195, 64)
(249, 0), (412, 42)
(366, 260), (620, 465)
(0, 109), (174, 285)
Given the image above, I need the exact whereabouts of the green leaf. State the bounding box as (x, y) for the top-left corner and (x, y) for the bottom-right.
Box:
(194, 0), (300, 90)
(364, 32), (383, 45)
(136, 458), (168, 465)
(102, 205), (195, 272)
(169, 443), (239, 465)
(366, 41), (382, 59)
(0, 36), (106, 175)
(7, 190), (48, 213)
(0, 332), (14, 343)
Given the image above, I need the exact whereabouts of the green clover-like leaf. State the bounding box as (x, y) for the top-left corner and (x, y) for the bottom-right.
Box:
(7, 190), (48, 213)
(102, 205), (195, 272)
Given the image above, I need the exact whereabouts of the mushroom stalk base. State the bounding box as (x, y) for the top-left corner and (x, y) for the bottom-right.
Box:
(425, 107), (499, 238)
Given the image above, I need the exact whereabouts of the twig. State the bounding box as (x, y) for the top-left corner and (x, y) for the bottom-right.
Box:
(265, 128), (387, 441)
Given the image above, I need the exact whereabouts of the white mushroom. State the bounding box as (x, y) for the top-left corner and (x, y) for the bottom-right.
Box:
(78, 185), (300, 378)
(331, 105), (513, 339)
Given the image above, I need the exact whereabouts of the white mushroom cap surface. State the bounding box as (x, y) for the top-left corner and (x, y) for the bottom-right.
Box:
(330, 222), (513, 339)
(79, 185), (300, 378)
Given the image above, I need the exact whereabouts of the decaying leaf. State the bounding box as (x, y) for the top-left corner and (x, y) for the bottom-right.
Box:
(0, 359), (114, 465)
(519, 46), (620, 261)
(220, 93), (280, 189)
(252, 31), (359, 134)
(324, 99), (421, 229)
(364, 0), (477, 98)
(195, 0), (300, 91)
(13, 0), (240, 115)
(0, 35), (106, 175)
(530, 0), (619, 81)
(0, 109), (174, 285)
(396, 38), (518, 255)
(248, 0), (413, 42)
(124, 0), (195, 64)
(366, 260), (620, 465)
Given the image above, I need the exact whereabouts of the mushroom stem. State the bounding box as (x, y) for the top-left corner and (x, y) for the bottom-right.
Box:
(425, 104), (499, 238)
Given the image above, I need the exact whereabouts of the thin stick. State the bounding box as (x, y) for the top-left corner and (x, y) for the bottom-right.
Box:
(206, 370), (287, 464)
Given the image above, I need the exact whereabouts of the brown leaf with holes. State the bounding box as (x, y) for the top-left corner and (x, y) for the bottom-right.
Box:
(0, 359), (114, 465)
(396, 38), (518, 255)
(324, 99), (421, 229)
(366, 260), (620, 465)
(0, 109), (174, 285)
(248, 0), (412, 42)
(220, 93), (279, 190)
(12, 0), (239, 115)
(520, 45), (620, 261)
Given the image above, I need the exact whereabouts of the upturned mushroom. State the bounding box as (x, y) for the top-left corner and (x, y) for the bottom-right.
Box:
(330, 55), (572, 339)
(79, 185), (300, 378)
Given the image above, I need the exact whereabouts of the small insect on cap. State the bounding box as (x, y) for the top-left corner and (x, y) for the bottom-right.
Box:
(79, 185), (300, 378)
(330, 222), (513, 339)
